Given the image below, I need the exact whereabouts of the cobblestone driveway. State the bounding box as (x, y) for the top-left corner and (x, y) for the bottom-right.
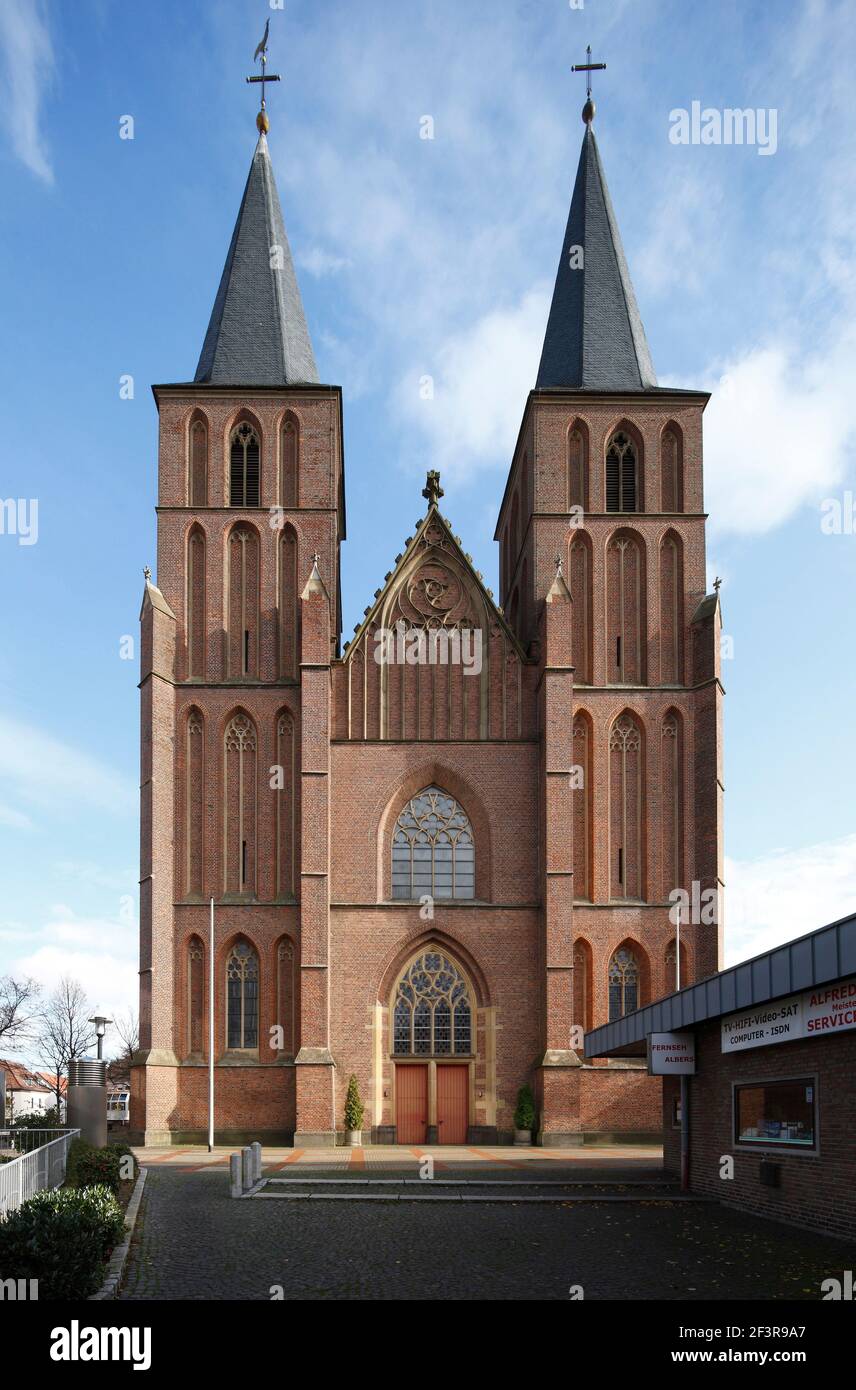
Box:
(118, 1168), (856, 1301)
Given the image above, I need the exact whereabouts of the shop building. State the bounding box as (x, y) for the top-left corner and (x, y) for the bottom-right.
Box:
(585, 911), (856, 1238)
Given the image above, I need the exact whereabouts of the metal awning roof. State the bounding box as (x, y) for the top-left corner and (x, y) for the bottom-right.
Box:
(585, 910), (856, 1059)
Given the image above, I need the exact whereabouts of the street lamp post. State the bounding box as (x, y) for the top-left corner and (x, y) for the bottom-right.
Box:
(88, 1016), (113, 1061)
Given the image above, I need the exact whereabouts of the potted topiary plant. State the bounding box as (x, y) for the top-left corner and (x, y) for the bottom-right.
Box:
(513, 1084), (536, 1145)
(344, 1074), (365, 1147)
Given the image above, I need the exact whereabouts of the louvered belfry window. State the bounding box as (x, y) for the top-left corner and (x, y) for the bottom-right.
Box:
(606, 432), (637, 512)
(230, 423), (260, 506)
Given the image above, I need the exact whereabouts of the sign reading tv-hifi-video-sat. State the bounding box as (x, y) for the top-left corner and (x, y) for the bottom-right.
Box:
(721, 976), (856, 1054)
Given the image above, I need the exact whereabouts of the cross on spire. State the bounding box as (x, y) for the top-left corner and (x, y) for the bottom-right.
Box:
(246, 18), (281, 133)
(571, 44), (606, 123)
(422, 470), (444, 508)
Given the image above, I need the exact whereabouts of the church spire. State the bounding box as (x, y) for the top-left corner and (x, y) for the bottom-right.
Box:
(536, 71), (657, 392)
(194, 27), (318, 387)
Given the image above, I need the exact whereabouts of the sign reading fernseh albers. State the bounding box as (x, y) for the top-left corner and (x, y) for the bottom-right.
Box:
(648, 1032), (696, 1074)
(721, 976), (856, 1054)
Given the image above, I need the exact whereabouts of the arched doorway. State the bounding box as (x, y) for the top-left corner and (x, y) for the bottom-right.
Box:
(389, 949), (476, 1145)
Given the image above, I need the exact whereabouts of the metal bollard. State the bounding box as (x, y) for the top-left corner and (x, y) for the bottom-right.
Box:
(241, 1145), (253, 1191)
(251, 1141), (262, 1183)
(230, 1153), (242, 1199)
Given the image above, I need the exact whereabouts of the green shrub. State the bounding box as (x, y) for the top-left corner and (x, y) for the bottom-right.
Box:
(513, 1084), (536, 1131)
(10, 1107), (63, 1130)
(0, 1185), (124, 1300)
(344, 1074), (364, 1131)
(66, 1139), (136, 1193)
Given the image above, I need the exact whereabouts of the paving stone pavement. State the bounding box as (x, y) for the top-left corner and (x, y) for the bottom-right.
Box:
(118, 1167), (856, 1301)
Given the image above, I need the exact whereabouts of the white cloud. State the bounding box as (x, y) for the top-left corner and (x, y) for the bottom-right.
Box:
(0, 0), (55, 183)
(725, 832), (856, 966)
(0, 714), (136, 820)
(12, 906), (138, 1022)
(0, 801), (32, 830)
(677, 330), (856, 536)
(393, 286), (548, 481)
(296, 245), (351, 277)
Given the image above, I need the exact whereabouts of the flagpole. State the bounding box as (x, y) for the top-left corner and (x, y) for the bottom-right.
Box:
(208, 896), (214, 1152)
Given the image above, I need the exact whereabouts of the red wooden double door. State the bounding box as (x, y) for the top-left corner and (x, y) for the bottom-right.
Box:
(395, 1063), (468, 1145)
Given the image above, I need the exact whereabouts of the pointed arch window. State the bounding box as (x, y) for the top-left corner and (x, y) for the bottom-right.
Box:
(185, 708), (204, 897)
(226, 940), (259, 1050)
(608, 947), (640, 1021)
(573, 940), (592, 1037)
(280, 416), (298, 508)
(392, 951), (473, 1055)
(568, 426), (588, 511)
(573, 714), (592, 900)
(187, 937), (204, 1056)
(606, 432), (638, 512)
(606, 533), (645, 683)
(227, 526), (260, 678)
(276, 939), (295, 1058)
(187, 527), (206, 680)
(223, 713), (257, 895)
(661, 428), (683, 513)
(230, 423), (260, 506)
(661, 712), (682, 898)
(189, 418), (208, 506)
(392, 787), (474, 900)
(609, 714), (644, 900)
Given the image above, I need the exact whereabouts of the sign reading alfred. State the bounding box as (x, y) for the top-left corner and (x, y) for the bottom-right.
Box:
(721, 976), (856, 1054)
(648, 1032), (696, 1075)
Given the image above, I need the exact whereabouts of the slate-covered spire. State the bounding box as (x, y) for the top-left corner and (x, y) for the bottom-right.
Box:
(536, 118), (657, 391)
(195, 131), (319, 387)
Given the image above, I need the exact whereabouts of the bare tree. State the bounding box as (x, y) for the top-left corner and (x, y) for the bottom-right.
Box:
(0, 975), (41, 1049)
(36, 978), (97, 1111)
(111, 1008), (139, 1067)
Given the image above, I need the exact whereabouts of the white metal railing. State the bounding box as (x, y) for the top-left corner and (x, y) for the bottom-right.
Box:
(0, 1130), (80, 1218)
(0, 1128), (72, 1156)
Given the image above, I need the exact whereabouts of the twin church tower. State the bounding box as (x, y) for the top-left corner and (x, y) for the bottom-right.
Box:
(132, 73), (724, 1145)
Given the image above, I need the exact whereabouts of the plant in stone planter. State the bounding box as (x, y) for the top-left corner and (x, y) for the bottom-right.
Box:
(344, 1074), (365, 1146)
(513, 1084), (536, 1145)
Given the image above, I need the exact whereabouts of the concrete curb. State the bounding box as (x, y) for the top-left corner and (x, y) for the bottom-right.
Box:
(89, 1166), (148, 1301)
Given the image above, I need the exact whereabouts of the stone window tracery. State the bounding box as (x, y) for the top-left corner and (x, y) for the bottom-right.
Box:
(391, 786), (474, 900)
(392, 951), (472, 1056)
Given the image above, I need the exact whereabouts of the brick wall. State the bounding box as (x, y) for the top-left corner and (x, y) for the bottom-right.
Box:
(663, 1027), (856, 1238)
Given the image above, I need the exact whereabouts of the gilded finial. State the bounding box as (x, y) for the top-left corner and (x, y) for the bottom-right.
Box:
(572, 45), (606, 125)
(246, 17), (280, 132)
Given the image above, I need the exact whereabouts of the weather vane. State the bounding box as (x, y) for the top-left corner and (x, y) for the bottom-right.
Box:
(246, 18), (281, 133)
(571, 44), (606, 124)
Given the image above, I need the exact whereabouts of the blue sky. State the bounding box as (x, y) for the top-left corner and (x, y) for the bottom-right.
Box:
(1, 0), (855, 1051)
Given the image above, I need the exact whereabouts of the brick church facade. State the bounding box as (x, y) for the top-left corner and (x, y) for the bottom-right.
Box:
(131, 97), (724, 1146)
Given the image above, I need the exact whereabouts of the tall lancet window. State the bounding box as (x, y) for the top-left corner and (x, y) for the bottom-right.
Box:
(568, 426), (588, 511)
(278, 525), (298, 681)
(189, 418), (208, 506)
(185, 708), (204, 898)
(572, 714), (592, 900)
(230, 422), (260, 506)
(609, 714), (644, 900)
(226, 940), (259, 1050)
(661, 712), (683, 899)
(569, 535), (592, 684)
(187, 526), (206, 680)
(275, 712), (295, 898)
(223, 713), (257, 896)
(227, 526), (260, 678)
(187, 937), (204, 1056)
(659, 532), (683, 684)
(606, 532), (645, 684)
(280, 416), (298, 508)
(606, 432), (638, 512)
(661, 428), (683, 512)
